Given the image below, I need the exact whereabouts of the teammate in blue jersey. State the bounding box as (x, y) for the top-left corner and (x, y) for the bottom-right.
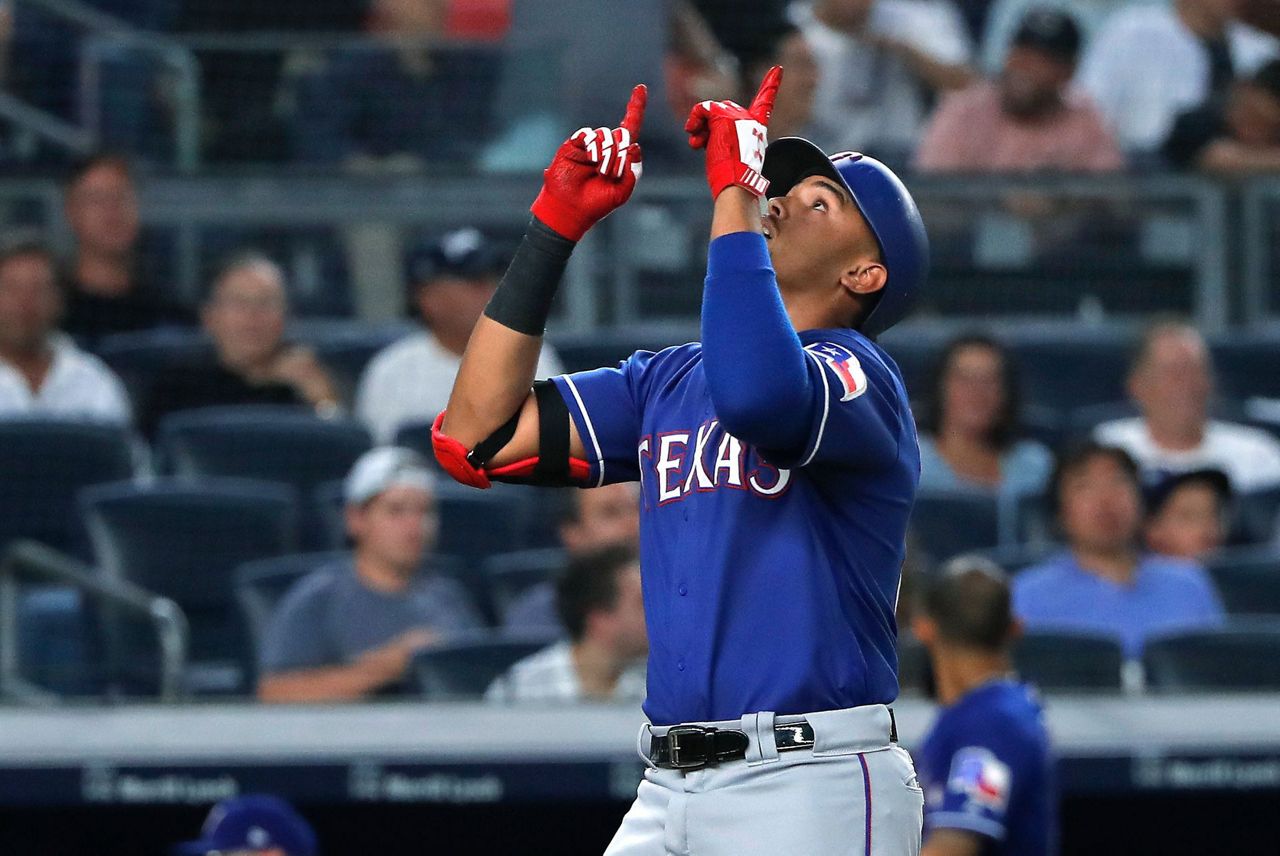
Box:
(433, 68), (930, 853)
(913, 557), (1057, 856)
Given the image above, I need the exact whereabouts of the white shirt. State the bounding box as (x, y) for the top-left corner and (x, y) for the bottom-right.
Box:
(790, 0), (972, 157)
(1094, 416), (1280, 491)
(1077, 5), (1279, 153)
(356, 330), (565, 444)
(484, 641), (646, 704)
(0, 334), (132, 425)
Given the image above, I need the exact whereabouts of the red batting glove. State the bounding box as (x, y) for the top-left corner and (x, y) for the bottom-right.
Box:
(684, 66), (782, 199)
(531, 84), (647, 242)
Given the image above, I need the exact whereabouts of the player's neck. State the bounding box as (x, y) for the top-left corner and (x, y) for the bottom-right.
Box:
(780, 288), (851, 333)
(934, 650), (1012, 706)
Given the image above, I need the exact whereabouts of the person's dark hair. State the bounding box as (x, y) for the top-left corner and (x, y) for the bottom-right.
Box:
(0, 231), (55, 274)
(1047, 440), (1141, 518)
(1254, 58), (1280, 100)
(201, 250), (286, 305)
(556, 543), (639, 642)
(918, 556), (1014, 651)
(63, 151), (134, 192)
(922, 333), (1022, 451)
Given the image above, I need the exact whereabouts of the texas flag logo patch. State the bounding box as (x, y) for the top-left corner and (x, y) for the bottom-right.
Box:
(948, 747), (1012, 812)
(805, 342), (868, 402)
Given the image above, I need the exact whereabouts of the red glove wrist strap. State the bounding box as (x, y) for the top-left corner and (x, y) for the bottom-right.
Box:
(707, 160), (770, 200)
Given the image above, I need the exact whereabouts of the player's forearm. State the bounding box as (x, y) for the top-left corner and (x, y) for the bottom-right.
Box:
(701, 227), (813, 450)
(442, 217), (573, 446)
(257, 664), (393, 703)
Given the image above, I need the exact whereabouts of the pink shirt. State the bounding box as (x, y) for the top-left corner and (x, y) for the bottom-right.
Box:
(914, 81), (1124, 173)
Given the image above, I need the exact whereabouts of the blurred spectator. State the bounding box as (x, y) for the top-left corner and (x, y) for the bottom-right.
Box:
(503, 482), (642, 631)
(486, 543), (647, 703)
(917, 334), (1053, 498)
(667, 0), (742, 116)
(291, 0), (500, 168)
(481, 0), (687, 172)
(915, 7), (1124, 173)
(1144, 468), (1232, 562)
(357, 227), (563, 443)
(913, 557), (1056, 856)
(1078, 0), (1279, 157)
(1013, 442), (1225, 657)
(258, 447), (482, 702)
(61, 154), (191, 343)
(979, 0), (1129, 76)
(1164, 59), (1280, 172)
(1094, 320), (1280, 491)
(790, 0), (974, 166)
(173, 793), (317, 856)
(142, 253), (340, 436)
(691, 0), (790, 68)
(0, 234), (130, 424)
(739, 24), (821, 139)
(1240, 0), (1280, 37)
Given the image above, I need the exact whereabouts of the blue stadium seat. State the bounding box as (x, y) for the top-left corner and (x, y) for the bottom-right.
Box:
(233, 551), (348, 685)
(392, 420), (437, 463)
(484, 548), (567, 625)
(1231, 487), (1280, 546)
(94, 329), (215, 413)
(1205, 548), (1280, 616)
(1008, 332), (1132, 414)
(158, 406), (371, 549)
(549, 323), (697, 374)
(910, 489), (1001, 566)
(1143, 625), (1280, 692)
(1014, 631), (1125, 692)
(80, 478), (299, 695)
(967, 542), (1060, 575)
(1210, 334), (1280, 401)
(290, 320), (415, 400)
(413, 631), (559, 700)
(0, 419), (135, 560)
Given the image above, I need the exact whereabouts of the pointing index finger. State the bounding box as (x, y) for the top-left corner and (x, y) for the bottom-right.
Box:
(620, 84), (647, 138)
(749, 65), (783, 121)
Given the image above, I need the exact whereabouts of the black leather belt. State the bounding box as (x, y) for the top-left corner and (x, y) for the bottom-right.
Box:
(649, 709), (897, 772)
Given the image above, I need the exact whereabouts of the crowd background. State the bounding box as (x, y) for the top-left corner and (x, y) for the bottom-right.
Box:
(2, 0), (1280, 852)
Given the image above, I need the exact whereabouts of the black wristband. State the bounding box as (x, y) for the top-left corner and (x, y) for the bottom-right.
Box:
(483, 216), (575, 336)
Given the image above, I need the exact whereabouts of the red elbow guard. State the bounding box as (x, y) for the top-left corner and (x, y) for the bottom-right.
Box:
(431, 412), (492, 489)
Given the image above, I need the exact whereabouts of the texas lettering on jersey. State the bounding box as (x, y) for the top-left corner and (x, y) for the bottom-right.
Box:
(639, 420), (791, 504)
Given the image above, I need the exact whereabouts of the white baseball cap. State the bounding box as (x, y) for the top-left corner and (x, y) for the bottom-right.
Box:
(344, 446), (436, 505)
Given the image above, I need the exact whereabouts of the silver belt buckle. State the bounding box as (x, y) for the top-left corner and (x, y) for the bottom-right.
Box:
(665, 725), (713, 770)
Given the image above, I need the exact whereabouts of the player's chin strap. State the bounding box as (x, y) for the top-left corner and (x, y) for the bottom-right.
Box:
(431, 380), (592, 489)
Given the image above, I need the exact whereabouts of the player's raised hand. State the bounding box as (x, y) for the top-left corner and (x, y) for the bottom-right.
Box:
(531, 84), (647, 241)
(684, 65), (783, 199)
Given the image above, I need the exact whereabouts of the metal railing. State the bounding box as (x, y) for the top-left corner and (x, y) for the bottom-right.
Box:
(12, 0), (201, 168)
(0, 540), (188, 704)
(1241, 177), (1280, 327)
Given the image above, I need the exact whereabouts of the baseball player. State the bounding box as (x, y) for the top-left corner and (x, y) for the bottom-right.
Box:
(913, 558), (1057, 856)
(434, 67), (929, 854)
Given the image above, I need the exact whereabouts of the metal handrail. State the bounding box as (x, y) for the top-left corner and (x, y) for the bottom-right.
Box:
(0, 540), (188, 704)
(14, 0), (203, 168)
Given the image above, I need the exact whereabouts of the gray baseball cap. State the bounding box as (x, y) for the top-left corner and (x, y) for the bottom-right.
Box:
(344, 447), (436, 505)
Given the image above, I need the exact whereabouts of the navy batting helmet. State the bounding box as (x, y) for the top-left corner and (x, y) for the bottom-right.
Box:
(761, 138), (929, 338)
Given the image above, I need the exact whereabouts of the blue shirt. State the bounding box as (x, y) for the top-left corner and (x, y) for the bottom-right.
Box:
(918, 679), (1057, 856)
(917, 435), (1053, 498)
(1012, 552), (1225, 658)
(552, 329), (920, 725)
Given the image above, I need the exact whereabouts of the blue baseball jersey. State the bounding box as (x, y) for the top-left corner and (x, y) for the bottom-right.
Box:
(917, 679), (1057, 856)
(551, 328), (920, 725)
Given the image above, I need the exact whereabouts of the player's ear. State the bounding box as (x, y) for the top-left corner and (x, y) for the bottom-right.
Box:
(839, 260), (886, 298)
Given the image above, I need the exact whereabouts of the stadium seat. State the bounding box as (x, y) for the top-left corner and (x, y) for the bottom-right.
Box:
(413, 632), (559, 700)
(1230, 487), (1280, 546)
(1143, 625), (1280, 692)
(392, 420), (437, 462)
(290, 320), (415, 402)
(1210, 334), (1280, 401)
(233, 551), (348, 684)
(80, 478), (299, 695)
(94, 329), (216, 413)
(158, 406), (371, 549)
(1205, 547), (1280, 615)
(484, 548), (567, 624)
(0, 419), (135, 560)
(1008, 332), (1132, 415)
(967, 542), (1060, 576)
(896, 635), (931, 697)
(1013, 631), (1125, 692)
(549, 323), (697, 374)
(910, 489), (1001, 566)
